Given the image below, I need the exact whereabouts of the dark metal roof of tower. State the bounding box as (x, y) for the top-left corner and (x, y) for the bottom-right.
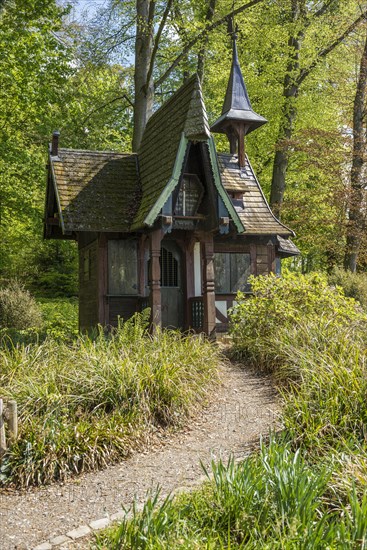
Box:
(211, 36), (267, 135)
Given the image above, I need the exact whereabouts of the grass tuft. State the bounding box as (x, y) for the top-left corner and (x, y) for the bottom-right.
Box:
(0, 313), (219, 488)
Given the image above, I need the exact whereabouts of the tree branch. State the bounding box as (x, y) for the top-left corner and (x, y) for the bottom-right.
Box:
(297, 10), (367, 86)
(146, 0), (174, 89)
(80, 94), (134, 127)
(154, 0), (264, 89)
(197, 0), (217, 82)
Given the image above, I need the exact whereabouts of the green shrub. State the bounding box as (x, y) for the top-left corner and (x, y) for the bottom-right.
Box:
(329, 267), (367, 308)
(279, 321), (367, 451)
(96, 439), (367, 549)
(0, 314), (219, 488)
(230, 271), (367, 372)
(0, 280), (42, 330)
(37, 297), (78, 340)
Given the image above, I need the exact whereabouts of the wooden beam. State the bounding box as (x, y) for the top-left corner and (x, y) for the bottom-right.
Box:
(267, 242), (276, 274)
(250, 243), (257, 276)
(201, 233), (216, 336)
(97, 234), (108, 326)
(149, 229), (163, 332)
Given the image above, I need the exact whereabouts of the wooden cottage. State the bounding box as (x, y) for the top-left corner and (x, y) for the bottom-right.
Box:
(44, 38), (299, 335)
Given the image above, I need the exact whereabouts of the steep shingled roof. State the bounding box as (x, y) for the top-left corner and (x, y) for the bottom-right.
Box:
(218, 153), (294, 236)
(132, 74), (210, 229)
(50, 149), (139, 232)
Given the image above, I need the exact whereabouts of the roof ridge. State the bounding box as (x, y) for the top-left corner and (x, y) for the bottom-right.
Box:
(142, 74), (199, 131)
(57, 148), (136, 156)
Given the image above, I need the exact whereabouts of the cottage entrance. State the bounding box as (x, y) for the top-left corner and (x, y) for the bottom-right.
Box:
(160, 242), (184, 329)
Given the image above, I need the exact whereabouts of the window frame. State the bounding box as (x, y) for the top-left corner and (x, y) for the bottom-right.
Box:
(107, 239), (138, 296)
(214, 252), (251, 294)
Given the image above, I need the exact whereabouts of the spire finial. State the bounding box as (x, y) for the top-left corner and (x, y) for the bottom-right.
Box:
(210, 24), (268, 167)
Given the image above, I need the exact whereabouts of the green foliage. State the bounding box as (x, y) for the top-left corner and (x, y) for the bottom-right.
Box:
(230, 270), (367, 371)
(97, 269), (367, 549)
(0, 314), (219, 488)
(37, 297), (78, 340)
(230, 269), (367, 457)
(96, 439), (367, 549)
(329, 266), (367, 308)
(30, 241), (78, 297)
(0, 280), (42, 330)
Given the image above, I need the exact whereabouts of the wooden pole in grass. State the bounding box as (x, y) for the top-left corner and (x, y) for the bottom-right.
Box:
(8, 400), (18, 441)
(0, 399), (6, 455)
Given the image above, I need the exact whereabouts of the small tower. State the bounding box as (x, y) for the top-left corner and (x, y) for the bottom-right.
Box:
(211, 29), (267, 167)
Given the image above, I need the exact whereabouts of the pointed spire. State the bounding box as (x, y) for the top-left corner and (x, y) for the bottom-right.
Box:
(211, 29), (267, 144)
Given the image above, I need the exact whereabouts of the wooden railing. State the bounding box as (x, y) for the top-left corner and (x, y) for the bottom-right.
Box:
(0, 398), (18, 457)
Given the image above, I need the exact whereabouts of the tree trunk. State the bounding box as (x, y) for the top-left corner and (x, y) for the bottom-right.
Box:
(197, 0), (216, 82)
(344, 31), (367, 272)
(270, 0), (304, 218)
(132, 0), (155, 152)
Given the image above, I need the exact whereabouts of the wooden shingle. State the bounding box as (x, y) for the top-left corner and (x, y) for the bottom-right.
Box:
(218, 153), (294, 236)
(51, 149), (139, 232)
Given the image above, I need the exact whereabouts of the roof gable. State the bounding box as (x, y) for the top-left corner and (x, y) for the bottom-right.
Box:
(218, 153), (294, 236)
(132, 75), (210, 229)
(49, 149), (139, 233)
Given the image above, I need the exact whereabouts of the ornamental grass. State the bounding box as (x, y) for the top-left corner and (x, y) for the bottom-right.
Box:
(0, 313), (219, 488)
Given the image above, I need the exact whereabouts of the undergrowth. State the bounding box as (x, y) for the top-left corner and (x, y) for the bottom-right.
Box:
(97, 272), (367, 549)
(95, 439), (367, 549)
(0, 313), (219, 488)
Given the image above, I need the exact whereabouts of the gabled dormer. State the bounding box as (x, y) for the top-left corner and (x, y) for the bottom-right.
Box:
(132, 75), (244, 235)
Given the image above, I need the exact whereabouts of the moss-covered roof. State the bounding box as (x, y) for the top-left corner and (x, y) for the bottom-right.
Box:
(51, 149), (139, 232)
(46, 76), (296, 241)
(132, 74), (210, 229)
(218, 153), (294, 237)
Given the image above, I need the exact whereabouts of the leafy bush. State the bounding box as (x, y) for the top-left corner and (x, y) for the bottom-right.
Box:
(230, 271), (367, 372)
(38, 297), (78, 339)
(278, 320), (367, 451)
(0, 280), (42, 330)
(0, 314), (219, 488)
(96, 439), (367, 549)
(329, 267), (367, 308)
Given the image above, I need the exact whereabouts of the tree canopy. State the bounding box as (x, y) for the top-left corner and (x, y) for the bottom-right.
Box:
(1, 0), (367, 288)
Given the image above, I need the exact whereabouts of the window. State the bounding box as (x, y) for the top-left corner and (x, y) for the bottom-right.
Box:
(229, 191), (244, 212)
(214, 253), (251, 293)
(160, 247), (178, 287)
(108, 240), (138, 295)
(174, 174), (203, 216)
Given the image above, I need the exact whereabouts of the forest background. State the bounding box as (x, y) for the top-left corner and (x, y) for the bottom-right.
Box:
(1, 0), (367, 298)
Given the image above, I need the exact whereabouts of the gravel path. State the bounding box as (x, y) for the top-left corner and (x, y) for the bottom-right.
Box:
(0, 361), (278, 549)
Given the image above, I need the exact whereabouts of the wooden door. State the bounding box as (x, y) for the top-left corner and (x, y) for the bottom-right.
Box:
(160, 242), (184, 329)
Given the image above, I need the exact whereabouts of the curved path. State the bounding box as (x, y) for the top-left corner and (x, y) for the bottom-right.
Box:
(0, 361), (278, 549)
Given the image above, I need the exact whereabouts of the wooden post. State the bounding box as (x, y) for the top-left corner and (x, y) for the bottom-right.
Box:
(97, 234), (108, 326)
(8, 400), (18, 442)
(149, 229), (162, 332)
(267, 241), (276, 274)
(202, 234), (216, 336)
(138, 235), (147, 296)
(250, 243), (257, 276)
(237, 123), (245, 168)
(0, 399), (6, 456)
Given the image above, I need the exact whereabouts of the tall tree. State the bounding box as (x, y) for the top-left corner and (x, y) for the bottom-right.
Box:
(131, 0), (264, 150)
(344, 27), (367, 272)
(269, 0), (367, 218)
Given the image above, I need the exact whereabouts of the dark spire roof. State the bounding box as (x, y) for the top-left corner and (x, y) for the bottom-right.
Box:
(211, 34), (267, 135)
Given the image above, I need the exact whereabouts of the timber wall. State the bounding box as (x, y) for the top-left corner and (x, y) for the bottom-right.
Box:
(79, 239), (99, 331)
